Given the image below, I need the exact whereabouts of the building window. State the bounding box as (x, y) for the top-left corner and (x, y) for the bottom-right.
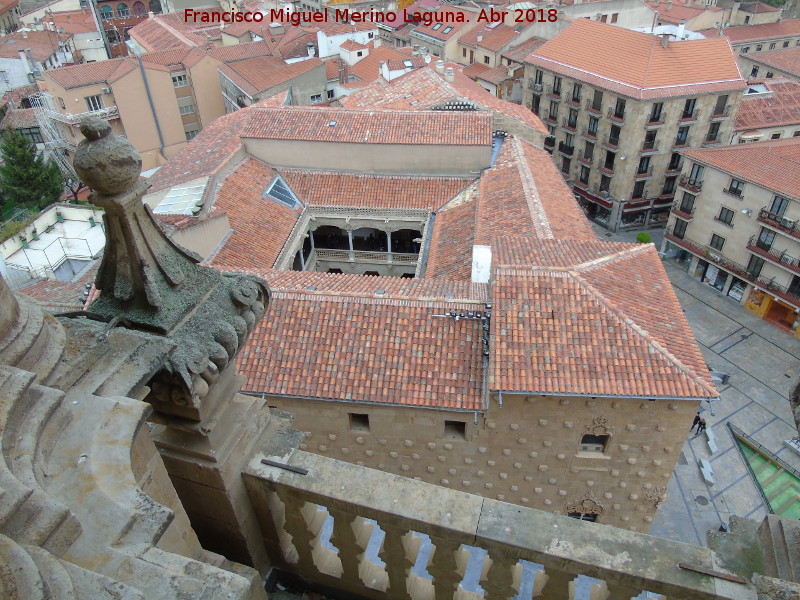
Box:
(673, 218), (688, 239)
(133, 0), (146, 15)
(680, 192), (695, 213)
(326, 89), (334, 99)
(58, 97), (66, 109)
(682, 97), (696, 118)
(769, 42), (776, 50)
(604, 150), (615, 171)
(442, 26), (453, 34)
(707, 122), (721, 142)
(462, 47), (466, 58)
(662, 176), (676, 195)
(483, 55), (490, 64)
(531, 94), (540, 115)
(770, 195), (789, 216)
(569, 512), (598, 522)
(676, 126), (690, 145)
(444, 420), (466, 440)
(85, 95), (103, 111)
(17, 126), (43, 144)
(637, 155), (650, 175)
(579, 164), (590, 184)
(548, 100), (559, 121)
(107, 29), (120, 43)
(757, 227), (775, 250)
(349, 413), (370, 432)
(649, 102), (663, 122)
(571, 83), (581, 102)
(579, 434), (608, 453)
(756, 44), (762, 51)
(583, 141), (594, 160)
(185, 129), (199, 140)
(172, 74), (188, 87)
(717, 206), (735, 227)
(613, 97), (625, 118)
(668, 152), (681, 170)
(357, 51), (363, 57)
(727, 178), (745, 197)
(431, 22), (442, 30)
(766, 72), (774, 78)
(611, 12), (618, 22)
(710, 233), (725, 251)
(795, 131), (800, 137)
(534, 69), (543, 84)
(633, 180), (646, 198)
(567, 108), (578, 128)
(747, 255), (765, 277)
(783, 41), (790, 48)
(552, 76), (562, 95)
(310, 94), (323, 103)
(599, 14), (607, 22)
(741, 46), (749, 53)
(588, 116), (599, 135)
(265, 177), (300, 207)
(117, 3), (130, 17)
(179, 103), (195, 115)
(751, 65), (759, 77)
(744, 15), (751, 24)
(600, 174), (611, 192)
(99, 5), (113, 19)
(561, 156), (571, 174)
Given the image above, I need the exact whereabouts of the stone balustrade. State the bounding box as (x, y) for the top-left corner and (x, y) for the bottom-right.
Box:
(244, 449), (776, 600)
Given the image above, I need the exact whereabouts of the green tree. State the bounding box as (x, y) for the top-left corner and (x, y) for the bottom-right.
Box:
(0, 130), (64, 211)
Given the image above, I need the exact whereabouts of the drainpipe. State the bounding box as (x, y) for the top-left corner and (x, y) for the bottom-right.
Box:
(135, 49), (165, 157)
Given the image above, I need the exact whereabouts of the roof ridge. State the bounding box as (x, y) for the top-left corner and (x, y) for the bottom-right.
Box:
(510, 137), (553, 239)
(574, 244), (649, 270)
(570, 271), (718, 396)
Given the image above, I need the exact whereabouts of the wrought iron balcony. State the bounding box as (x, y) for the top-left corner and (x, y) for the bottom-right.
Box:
(758, 207), (800, 241)
(747, 236), (800, 275)
(546, 83), (561, 98)
(673, 136), (691, 149)
(641, 140), (659, 154)
(584, 98), (602, 114)
(577, 153), (593, 166)
(645, 113), (666, 128)
(565, 93), (581, 107)
(634, 165), (654, 179)
(711, 105), (732, 120)
(671, 202), (694, 220)
(704, 133), (722, 145)
(599, 163), (615, 175)
(544, 135), (556, 148)
(581, 127), (598, 141)
(606, 106), (625, 122)
(558, 141), (575, 156)
(666, 161), (684, 175)
(722, 187), (744, 200)
(45, 106), (120, 126)
(679, 174), (703, 192)
(529, 79), (543, 93)
(601, 134), (620, 150)
(679, 108), (699, 122)
(561, 116), (577, 132)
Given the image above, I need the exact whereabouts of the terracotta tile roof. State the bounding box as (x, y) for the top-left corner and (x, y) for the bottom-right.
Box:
(699, 19), (800, 44)
(642, 0), (723, 24)
(528, 20), (746, 100)
(340, 65), (547, 135)
(50, 9), (98, 35)
(348, 45), (415, 83)
(681, 137), (800, 201)
(462, 62), (491, 78)
(459, 23), (519, 52)
(0, 0), (17, 13)
(208, 158), (301, 269)
(275, 30), (319, 60)
(18, 259), (100, 314)
(241, 106), (493, 145)
(147, 108), (252, 193)
(129, 13), (221, 52)
(232, 269), (489, 409)
(490, 238), (717, 398)
(0, 107), (37, 129)
(0, 30), (72, 61)
(218, 56), (324, 96)
(472, 64), (512, 85)
(411, 6), (477, 42)
(501, 36), (546, 63)
(735, 79), (800, 130)
(740, 1), (780, 12)
(386, 56), (427, 70)
(325, 58), (345, 79)
(746, 45), (800, 77)
(425, 184), (478, 280)
(340, 39), (369, 51)
(208, 40), (276, 63)
(0, 83), (38, 107)
(140, 46), (207, 70)
(44, 57), (143, 89)
(277, 169), (472, 209)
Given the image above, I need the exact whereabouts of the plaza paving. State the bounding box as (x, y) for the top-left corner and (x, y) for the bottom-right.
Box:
(593, 223), (800, 546)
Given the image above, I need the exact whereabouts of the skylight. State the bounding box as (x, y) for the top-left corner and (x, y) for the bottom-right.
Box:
(432, 23), (442, 30)
(442, 26), (453, 34)
(153, 183), (206, 215)
(264, 177), (299, 208)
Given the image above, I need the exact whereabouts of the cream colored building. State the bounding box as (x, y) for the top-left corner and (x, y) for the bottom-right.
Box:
(732, 79), (800, 143)
(524, 19), (746, 231)
(662, 137), (800, 337)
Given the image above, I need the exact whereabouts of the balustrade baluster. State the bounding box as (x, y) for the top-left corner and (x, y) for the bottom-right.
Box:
(591, 580), (644, 600)
(538, 567), (576, 600)
(482, 553), (520, 600)
(379, 525), (414, 599)
(273, 488), (317, 572)
(427, 537), (464, 599)
(328, 506), (363, 585)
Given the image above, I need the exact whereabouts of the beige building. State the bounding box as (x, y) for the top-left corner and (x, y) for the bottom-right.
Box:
(739, 45), (800, 80)
(408, 5), (480, 60)
(699, 18), (800, 57)
(524, 19), (746, 231)
(662, 137), (800, 337)
(733, 78), (800, 143)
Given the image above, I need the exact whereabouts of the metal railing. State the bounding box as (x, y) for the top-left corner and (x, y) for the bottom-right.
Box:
(747, 235), (800, 273)
(561, 116), (577, 131)
(679, 174), (703, 191)
(679, 108), (699, 121)
(558, 142), (574, 156)
(314, 249), (419, 265)
(758, 207), (800, 239)
(584, 98), (602, 113)
(607, 106), (625, 121)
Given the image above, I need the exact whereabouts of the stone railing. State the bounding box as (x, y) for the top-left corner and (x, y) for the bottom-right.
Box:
(314, 249), (419, 265)
(45, 106), (120, 126)
(244, 450), (776, 600)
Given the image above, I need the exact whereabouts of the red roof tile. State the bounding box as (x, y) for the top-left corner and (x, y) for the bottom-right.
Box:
(0, 30), (72, 61)
(459, 23), (519, 52)
(208, 158), (301, 269)
(490, 238), (717, 398)
(745, 45), (800, 78)
(735, 79), (800, 130)
(340, 39), (369, 51)
(208, 40), (276, 63)
(44, 58), (139, 89)
(411, 5), (477, 42)
(241, 106), (493, 145)
(425, 186), (478, 280)
(278, 169), (472, 209)
(218, 56), (324, 96)
(699, 19), (800, 43)
(18, 259), (100, 313)
(0, 107), (36, 129)
(681, 137), (800, 201)
(528, 20), (746, 100)
(501, 36), (546, 63)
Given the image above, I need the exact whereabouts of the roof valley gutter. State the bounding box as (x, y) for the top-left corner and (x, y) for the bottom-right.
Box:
(136, 50), (165, 156)
(492, 390), (719, 401)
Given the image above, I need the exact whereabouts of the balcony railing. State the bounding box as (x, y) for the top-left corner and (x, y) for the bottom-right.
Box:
(679, 108), (699, 122)
(45, 106), (120, 126)
(578, 153), (593, 166)
(665, 227), (800, 305)
(546, 84), (561, 98)
(704, 133), (722, 145)
(641, 140), (659, 154)
(561, 117), (577, 132)
(758, 207), (800, 240)
(529, 79), (543, 92)
(679, 174), (703, 192)
(584, 99), (602, 114)
(544, 114), (558, 125)
(747, 236), (800, 275)
(671, 202), (695, 220)
(599, 163), (615, 175)
(631, 187), (648, 200)
(673, 136), (691, 148)
(713, 215), (734, 228)
(711, 105), (731, 120)
(581, 127), (598, 140)
(601, 134), (620, 150)
(314, 249), (418, 265)
(606, 107), (624, 122)
(634, 166), (654, 179)
(245, 448), (770, 600)
(558, 141), (575, 156)
(544, 135), (556, 148)
(666, 161), (684, 175)
(722, 187), (744, 200)
(645, 114), (666, 128)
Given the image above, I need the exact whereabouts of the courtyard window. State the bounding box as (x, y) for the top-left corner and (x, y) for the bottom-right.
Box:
(579, 433), (608, 453)
(444, 420), (466, 440)
(349, 413), (370, 432)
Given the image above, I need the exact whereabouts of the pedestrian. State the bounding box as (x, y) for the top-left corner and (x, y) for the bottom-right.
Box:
(691, 411), (701, 432)
(694, 419), (707, 437)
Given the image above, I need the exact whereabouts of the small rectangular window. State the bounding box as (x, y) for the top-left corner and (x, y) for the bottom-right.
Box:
(349, 413), (370, 432)
(483, 55), (490, 64)
(717, 206), (734, 226)
(710, 233), (725, 251)
(179, 103), (195, 115)
(444, 420), (466, 440)
(310, 94), (323, 103)
(172, 74), (188, 88)
(85, 95), (103, 111)
(580, 434), (608, 453)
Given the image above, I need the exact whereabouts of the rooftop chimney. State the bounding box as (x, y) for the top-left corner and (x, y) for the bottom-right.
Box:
(412, 44), (420, 56)
(660, 34), (669, 47)
(445, 67), (454, 82)
(436, 59), (445, 74)
(677, 18), (686, 38)
(307, 41), (315, 57)
(477, 31), (483, 43)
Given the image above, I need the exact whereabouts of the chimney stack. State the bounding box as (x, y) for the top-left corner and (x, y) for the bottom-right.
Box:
(307, 41), (315, 57)
(412, 44), (420, 56)
(436, 59), (445, 74)
(677, 18), (685, 38)
(445, 67), (454, 82)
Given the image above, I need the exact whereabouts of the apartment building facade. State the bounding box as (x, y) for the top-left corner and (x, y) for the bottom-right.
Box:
(733, 79), (800, 143)
(524, 19), (746, 231)
(662, 138), (800, 336)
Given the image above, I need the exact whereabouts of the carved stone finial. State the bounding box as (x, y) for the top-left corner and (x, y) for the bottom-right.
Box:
(73, 115), (141, 195)
(77, 118), (270, 419)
